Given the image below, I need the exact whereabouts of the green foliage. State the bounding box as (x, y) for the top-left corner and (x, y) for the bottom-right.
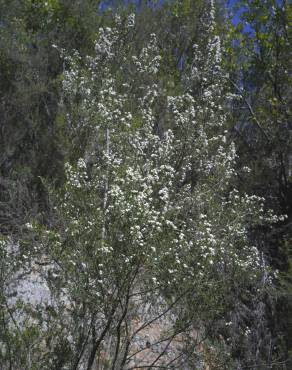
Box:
(225, 0), (292, 366)
(0, 0), (103, 233)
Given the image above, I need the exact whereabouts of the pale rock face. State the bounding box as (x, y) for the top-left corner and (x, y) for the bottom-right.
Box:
(5, 242), (52, 308)
(8, 267), (51, 307)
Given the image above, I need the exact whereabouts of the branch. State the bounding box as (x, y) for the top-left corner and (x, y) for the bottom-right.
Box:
(130, 289), (189, 340)
(228, 79), (270, 141)
(126, 321), (192, 362)
(110, 268), (137, 370)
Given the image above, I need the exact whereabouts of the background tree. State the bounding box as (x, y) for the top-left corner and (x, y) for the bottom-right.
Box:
(225, 0), (292, 367)
(0, 0), (103, 233)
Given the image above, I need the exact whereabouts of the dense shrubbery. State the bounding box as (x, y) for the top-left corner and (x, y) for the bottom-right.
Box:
(0, 1), (291, 369)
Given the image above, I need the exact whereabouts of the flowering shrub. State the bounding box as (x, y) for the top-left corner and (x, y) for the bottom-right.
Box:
(0, 6), (284, 370)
